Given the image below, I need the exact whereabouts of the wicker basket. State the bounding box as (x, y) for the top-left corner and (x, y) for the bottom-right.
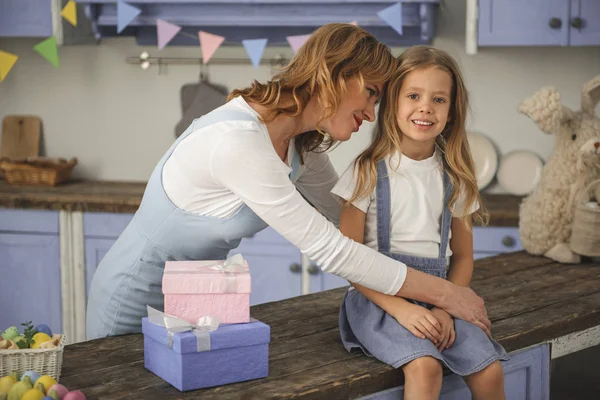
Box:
(571, 179), (600, 257)
(0, 157), (77, 186)
(0, 335), (66, 381)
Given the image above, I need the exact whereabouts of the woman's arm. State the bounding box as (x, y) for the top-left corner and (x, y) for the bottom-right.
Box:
(211, 130), (490, 335)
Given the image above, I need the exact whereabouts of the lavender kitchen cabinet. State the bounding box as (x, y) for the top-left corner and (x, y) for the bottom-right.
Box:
(358, 344), (550, 400)
(0, 209), (62, 335)
(82, 212), (134, 298)
(0, 0), (53, 37)
(570, 0), (600, 45)
(478, 0), (600, 46)
(231, 227), (303, 305)
(473, 226), (523, 260)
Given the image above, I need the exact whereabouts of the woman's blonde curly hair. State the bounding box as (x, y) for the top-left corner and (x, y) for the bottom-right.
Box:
(229, 23), (396, 164)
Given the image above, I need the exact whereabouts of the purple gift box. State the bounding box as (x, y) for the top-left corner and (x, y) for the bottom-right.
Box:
(142, 316), (270, 391)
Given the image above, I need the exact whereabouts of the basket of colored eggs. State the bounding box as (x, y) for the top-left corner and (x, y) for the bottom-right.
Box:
(0, 370), (86, 400)
(0, 322), (65, 383)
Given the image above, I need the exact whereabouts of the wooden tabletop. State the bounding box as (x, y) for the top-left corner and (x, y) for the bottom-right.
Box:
(60, 252), (600, 399)
(0, 180), (521, 225)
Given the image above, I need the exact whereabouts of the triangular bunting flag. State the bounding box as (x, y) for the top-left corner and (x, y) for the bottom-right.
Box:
(0, 50), (18, 82)
(61, 0), (77, 27)
(34, 37), (60, 68)
(286, 34), (311, 54)
(198, 31), (225, 64)
(117, 0), (141, 34)
(156, 19), (181, 49)
(242, 39), (268, 68)
(377, 2), (403, 36)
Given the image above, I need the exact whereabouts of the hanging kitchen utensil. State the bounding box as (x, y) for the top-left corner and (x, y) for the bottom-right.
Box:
(175, 65), (229, 137)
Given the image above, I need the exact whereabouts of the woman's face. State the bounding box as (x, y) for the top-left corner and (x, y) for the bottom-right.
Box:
(318, 77), (382, 141)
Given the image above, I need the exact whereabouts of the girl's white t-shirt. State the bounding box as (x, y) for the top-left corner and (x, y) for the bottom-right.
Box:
(161, 96), (408, 295)
(331, 150), (479, 259)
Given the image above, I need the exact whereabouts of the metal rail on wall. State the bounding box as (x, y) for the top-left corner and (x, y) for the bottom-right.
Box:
(125, 51), (290, 74)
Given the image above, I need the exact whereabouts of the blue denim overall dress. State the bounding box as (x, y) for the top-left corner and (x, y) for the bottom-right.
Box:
(339, 159), (508, 375)
(86, 109), (302, 339)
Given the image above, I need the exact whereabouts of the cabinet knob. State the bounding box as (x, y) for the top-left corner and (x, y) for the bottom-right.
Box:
(571, 17), (584, 29)
(549, 17), (562, 29)
(289, 263), (301, 273)
(502, 236), (516, 247)
(307, 264), (320, 275)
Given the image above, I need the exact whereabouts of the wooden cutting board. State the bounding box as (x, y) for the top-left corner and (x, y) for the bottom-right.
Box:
(1, 115), (41, 159)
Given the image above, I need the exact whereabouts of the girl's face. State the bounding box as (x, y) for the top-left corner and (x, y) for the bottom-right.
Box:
(318, 77), (382, 141)
(396, 66), (452, 154)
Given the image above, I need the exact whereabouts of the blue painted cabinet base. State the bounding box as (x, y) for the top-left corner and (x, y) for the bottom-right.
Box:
(0, 210), (62, 334)
(357, 344), (550, 400)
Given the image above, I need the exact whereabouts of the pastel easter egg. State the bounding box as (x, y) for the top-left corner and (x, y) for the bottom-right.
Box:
(63, 390), (87, 400)
(48, 384), (69, 399)
(21, 371), (41, 385)
(35, 376), (57, 394)
(34, 325), (53, 338)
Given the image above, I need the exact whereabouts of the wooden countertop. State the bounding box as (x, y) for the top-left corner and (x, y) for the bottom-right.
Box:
(59, 252), (600, 399)
(0, 180), (146, 213)
(0, 180), (521, 226)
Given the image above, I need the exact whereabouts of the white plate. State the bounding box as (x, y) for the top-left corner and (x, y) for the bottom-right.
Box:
(497, 150), (544, 196)
(467, 132), (498, 190)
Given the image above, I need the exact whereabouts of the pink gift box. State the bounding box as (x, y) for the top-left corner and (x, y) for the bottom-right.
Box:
(162, 258), (251, 324)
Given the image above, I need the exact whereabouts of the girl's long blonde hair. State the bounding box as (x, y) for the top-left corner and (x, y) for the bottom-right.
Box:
(228, 23), (396, 164)
(349, 46), (488, 226)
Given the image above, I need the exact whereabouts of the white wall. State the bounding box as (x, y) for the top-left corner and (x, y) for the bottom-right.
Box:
(1, 0), (599, 183)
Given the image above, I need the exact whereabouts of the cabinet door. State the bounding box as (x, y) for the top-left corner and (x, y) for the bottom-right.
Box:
(358, 344), (550, 400)
(0, 233), (62, 335)
(229, 249), (303, 306)
(0, 0), (53, 37)
(478, 0), (570, 46)
(84, 238), (117, 298)
(232, 227), (304, 305)
(473, 226), (523, 256)
(570, 0), (600, 45)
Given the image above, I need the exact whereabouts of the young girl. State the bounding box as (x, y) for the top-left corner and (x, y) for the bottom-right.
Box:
(333, 46), (509, 399)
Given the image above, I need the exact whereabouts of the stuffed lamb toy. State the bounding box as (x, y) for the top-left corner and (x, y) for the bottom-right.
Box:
(518, 75), (600, 263)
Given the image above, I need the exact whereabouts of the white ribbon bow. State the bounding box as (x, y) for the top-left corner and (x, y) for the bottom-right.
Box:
(203, 253), (247, 273)
(147, 306), (220, 352)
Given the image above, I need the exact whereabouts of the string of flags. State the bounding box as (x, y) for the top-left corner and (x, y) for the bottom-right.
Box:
(0, 0), (404, 82)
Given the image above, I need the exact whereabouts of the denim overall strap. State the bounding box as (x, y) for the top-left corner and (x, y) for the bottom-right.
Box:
(187, 110), (258, 136)
(375, 159), (392, 254)
(438, 171), (454, 259)
(289, 146), (301, 182)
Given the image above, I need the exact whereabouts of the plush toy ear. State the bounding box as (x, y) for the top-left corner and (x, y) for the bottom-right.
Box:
(581, 75), (600, 116)
(519, 87), (574, 135)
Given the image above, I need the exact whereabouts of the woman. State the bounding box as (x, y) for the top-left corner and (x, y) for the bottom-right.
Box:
(86, 23), (491, 339)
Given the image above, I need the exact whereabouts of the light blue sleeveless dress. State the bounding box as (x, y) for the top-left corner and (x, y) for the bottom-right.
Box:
(339, 160), (508, 375)
(86, 109), (302, 339)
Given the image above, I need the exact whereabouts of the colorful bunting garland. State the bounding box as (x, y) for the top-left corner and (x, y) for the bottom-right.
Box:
(61, 0), (78, 27)
(0, 1), (406, 82)
(0, 51), (18, 82)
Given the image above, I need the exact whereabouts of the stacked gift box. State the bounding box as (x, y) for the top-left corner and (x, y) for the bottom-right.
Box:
(142, 254), (270, 391)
